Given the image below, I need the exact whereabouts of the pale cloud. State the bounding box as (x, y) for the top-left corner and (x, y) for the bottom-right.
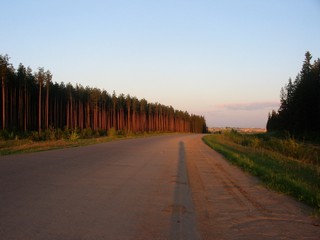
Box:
(194, 101), (280, 128)
(216, 101), (279, 111)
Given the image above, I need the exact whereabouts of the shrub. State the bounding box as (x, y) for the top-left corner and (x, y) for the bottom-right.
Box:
(43, 127), (57, 141)
(125, 130), (133, 137)
(0, 130), (9, 140)
(70, 130), (80, 141)
(55, 128), (63, 140)
(107, 127), (116, 137)
(98, 129), (107, 137)
(62, 127), (71, 140)
(117, 129), (126, 136)
(81, 128), (93, 139)
(29, 131), (41, 141)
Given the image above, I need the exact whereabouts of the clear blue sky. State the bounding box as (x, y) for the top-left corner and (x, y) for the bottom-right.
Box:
(1, 0), (320, 128)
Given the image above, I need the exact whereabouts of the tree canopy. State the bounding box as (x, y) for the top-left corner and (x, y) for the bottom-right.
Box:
(0, 54), (207, 136)
(267, 51), (320, 137)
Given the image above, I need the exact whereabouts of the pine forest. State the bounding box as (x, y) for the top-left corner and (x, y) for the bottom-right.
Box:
(0, 55), (207, 139)
(267, 51), (320, 137)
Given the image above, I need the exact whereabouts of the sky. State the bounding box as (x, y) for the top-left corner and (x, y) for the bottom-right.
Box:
(1, 0), (320, 128)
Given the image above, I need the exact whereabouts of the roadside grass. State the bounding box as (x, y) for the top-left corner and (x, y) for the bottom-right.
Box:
(0, 131), (173, 156)
(224, 130), (320, 166)
(0, 137), (112, 155)
(203, 132), (320, 213)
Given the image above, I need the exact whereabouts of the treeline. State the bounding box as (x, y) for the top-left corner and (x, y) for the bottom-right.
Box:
(267, 51), (320, 137)
(0, 54), (207, 138)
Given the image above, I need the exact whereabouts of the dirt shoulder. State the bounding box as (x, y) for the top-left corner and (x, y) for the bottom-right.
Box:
(185, 135), (320, 239)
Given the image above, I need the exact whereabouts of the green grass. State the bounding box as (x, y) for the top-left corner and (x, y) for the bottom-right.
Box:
(203, 133), (320, 212)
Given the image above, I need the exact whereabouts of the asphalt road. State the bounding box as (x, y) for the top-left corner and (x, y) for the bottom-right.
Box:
(0, 134), (319, 239)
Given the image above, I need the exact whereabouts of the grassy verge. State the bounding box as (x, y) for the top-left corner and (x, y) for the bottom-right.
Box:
(0, 132), (172, 156)
(203, 133), (320, 212)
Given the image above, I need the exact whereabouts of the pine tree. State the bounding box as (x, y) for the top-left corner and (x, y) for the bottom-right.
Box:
(267, 52), (320, 137)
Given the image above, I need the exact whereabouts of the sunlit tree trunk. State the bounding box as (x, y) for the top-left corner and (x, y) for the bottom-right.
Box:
(45, 71), (52, 129)
(38, 79), (42, 135)
(1, 76), (5, 130)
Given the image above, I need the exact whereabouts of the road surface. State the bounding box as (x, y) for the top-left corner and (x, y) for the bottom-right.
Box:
(0, 134), (319, 239)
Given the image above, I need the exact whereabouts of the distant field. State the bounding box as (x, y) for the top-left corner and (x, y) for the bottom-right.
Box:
(208, 127), (266, 134)
(203, 131), (320, 212)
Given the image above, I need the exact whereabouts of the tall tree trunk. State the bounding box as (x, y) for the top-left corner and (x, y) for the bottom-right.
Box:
(46, 82), (49, 129)
(24, 85), (27, 131)
(38, 81), (42, 135)
(2, 76), (5, 130)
